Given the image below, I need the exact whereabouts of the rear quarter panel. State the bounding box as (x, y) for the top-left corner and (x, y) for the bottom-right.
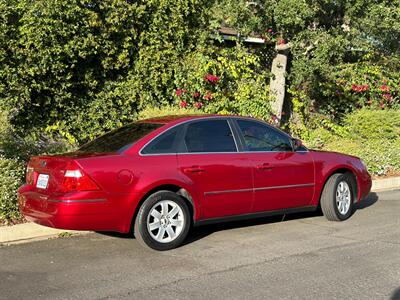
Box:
(76, 153), (201, 232)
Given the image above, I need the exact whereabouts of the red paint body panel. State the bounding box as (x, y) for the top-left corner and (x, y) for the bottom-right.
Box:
(18, 115), (372, 233)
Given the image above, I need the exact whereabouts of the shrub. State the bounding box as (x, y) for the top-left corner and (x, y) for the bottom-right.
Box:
(138, 105), (203, 120)
(302, 109), (400, 176)
(344, 109), (400, 141)
(0, 155), (25, 222)
(173, 45), (271, 120)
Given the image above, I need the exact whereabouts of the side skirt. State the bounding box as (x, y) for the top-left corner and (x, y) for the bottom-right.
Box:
(193, 206), (317, 227)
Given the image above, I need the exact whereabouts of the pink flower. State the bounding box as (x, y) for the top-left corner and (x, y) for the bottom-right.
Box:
(204, 91), (212, 100)
(204, 74), (220, 85)
(194, 102), (202, 109)
(176, 88), (183, 97)
(382, 93), (393, 101)
(193, 91), (200, 99)
(278, 39), (286, 45)
(179, 101), (188, 108)
(379, 101), (385, 109)
(380, 85), (390, 92)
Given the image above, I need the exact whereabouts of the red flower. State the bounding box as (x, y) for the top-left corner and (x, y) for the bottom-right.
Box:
(176, 88), (183, 97)
(382, 93), (393, 101)
(351, 84), (369, 93)
(194, 102), (202, 109)
(204, 91), (212, 100)
(179, 101), (188, 108)
(382, 79), (388, 84)
(379, 101), (385, 109)
(278, 39), (286, 45)
(193, 91), (200, 99)
(380, 85), (390, 92)
(204, 74), (220, 85)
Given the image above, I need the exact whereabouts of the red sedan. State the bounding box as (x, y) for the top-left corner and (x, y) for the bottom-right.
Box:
(18, 115), (372, 250)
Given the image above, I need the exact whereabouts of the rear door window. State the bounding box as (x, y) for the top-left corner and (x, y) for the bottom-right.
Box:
(183, 120), (237, 153)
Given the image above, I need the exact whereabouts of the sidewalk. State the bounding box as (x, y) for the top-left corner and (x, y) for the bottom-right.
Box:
(1, 176), (399, 246)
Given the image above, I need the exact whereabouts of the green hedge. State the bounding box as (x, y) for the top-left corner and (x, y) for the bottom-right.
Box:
(0, 155), (25, 222)
(302, 109), (400, 176)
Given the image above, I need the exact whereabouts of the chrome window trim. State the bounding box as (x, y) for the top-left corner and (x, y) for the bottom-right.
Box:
(138, 116), (309, 156)
(139, 117), (239, 156)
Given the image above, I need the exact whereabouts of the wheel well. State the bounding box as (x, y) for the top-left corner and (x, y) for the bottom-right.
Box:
(131, 184), (195, 230)
(322, 168), (358, 202)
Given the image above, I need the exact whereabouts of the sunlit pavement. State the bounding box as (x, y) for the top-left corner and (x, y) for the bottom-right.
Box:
(1, 190), (399, 300)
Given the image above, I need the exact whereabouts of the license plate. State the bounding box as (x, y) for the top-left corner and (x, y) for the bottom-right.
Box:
(36, 174), (49, 189)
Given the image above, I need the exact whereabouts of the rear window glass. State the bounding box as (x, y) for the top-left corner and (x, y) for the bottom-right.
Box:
(79, 123), (163, 153)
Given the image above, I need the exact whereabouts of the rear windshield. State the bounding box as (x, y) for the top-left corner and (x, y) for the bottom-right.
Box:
(78, 122), (163, 153)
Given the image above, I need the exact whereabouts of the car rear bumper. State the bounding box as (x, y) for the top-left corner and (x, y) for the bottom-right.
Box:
(18, 185), (135, 233)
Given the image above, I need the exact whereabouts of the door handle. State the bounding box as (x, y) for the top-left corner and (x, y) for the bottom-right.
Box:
(256, 163), (274, 170)
(183, 166), (205, 173)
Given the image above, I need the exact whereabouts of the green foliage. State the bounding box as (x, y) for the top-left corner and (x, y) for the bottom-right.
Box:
(0, 0), (213, 144)
(302, 109), (400, 176)
(344, 109), (400, 141)
(0, 155), (25, 221)
(173, 44), (271, 120)
(138, 105), (203, 120)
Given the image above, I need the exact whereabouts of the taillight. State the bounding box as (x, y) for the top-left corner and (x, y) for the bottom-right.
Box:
(61, 162), (100, 192)
(26, 166), (34, 185)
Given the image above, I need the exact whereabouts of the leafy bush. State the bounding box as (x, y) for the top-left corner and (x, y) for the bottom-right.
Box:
(0, 0), (213, 144)
(138, 105), (203, 120)
(302, 109), (400, 176)
(344, 109), (400, 141)
(173, 45), (272, 120)
(0, 155), (25, 222)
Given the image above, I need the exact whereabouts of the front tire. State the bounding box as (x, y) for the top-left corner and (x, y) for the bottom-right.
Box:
(134, 191), (190, 251)
(320, 173), (356, 221)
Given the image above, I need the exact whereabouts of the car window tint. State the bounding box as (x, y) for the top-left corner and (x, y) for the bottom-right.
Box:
(237, 120), (292, 152)
(184, 120), (237, 153)
(141, 126), (181, 154)
(79, 123), (163, 153)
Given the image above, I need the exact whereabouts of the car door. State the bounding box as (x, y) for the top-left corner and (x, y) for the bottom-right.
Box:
(234, 119), (315, 212)
(177, 118), (253, 219)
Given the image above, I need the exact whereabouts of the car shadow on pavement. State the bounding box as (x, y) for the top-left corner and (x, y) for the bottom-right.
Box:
(356, 192), (379, 210)
(184, 210), (321, 246)
(391, 287), (400, 300)
(96, 192), (380, 245)
(184, 192), (380, 247)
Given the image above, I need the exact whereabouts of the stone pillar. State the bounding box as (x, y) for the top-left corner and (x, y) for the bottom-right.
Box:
(269, 43), (291, 124)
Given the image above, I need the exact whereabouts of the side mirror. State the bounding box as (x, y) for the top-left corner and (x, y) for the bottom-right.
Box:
(292, 138), (303, 151)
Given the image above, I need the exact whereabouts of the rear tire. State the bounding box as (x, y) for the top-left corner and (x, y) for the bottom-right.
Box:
(320, 173), (356, 221)
(134, 191), (190, 251)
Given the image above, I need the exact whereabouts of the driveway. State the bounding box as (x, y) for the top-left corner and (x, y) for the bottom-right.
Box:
(1, 190), (399, 300)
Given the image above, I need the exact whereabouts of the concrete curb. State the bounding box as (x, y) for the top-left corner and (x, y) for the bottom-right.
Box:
(371, 176), (400, 192)
(0, 222), (89, 246)
(1, 177), (399, 246)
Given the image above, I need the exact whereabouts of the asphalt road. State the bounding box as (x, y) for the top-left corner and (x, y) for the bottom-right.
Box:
(1, 190), (400, 300)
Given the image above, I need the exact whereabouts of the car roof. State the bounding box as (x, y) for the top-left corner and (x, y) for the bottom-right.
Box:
(138, 114), (252, 125)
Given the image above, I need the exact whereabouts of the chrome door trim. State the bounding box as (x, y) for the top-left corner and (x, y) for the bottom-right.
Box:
(204, 183), (315, 196)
